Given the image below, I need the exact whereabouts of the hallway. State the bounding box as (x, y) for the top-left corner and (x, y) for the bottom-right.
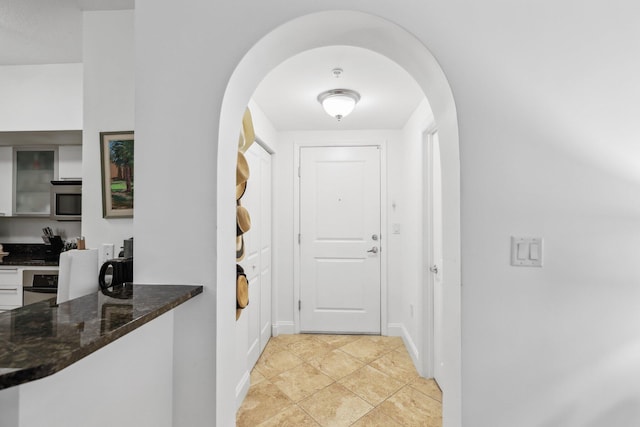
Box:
(236, 334), (442, 426)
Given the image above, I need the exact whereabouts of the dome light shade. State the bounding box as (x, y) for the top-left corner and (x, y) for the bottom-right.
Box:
(317, 89), (361, 121)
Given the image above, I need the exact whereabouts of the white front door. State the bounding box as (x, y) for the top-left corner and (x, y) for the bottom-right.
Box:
(299, 146), (381, 334)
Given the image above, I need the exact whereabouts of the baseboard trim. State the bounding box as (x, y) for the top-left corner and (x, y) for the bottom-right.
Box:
(272, 321), (295, 336)
(387, 322), (421, 370)
(235, 370), (250, 410)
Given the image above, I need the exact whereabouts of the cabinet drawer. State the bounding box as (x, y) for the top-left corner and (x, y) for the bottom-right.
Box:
(0, 285), (22, 307)
(0, 268), (22, 285)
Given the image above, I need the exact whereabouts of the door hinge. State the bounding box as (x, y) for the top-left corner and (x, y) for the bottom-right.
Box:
(298, 300), (301, 310)
(298, 166), (301, 177)
(298, 233), (301, 244)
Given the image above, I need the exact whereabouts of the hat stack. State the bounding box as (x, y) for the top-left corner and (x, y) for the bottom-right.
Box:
(235, 107), (255, 320)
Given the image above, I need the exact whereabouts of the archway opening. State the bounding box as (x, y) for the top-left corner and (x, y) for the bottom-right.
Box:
(217, 10), (461, 426)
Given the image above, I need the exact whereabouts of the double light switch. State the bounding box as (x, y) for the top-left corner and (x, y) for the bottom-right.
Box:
(511, 237), (543, 267)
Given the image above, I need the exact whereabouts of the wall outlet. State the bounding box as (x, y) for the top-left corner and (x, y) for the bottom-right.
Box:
(102, 243), (114, 264)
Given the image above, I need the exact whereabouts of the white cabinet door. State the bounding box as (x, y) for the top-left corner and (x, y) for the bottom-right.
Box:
(58, 145), (82, 180)
(0, 147), (13, 215)
(0, 267), (23, 310)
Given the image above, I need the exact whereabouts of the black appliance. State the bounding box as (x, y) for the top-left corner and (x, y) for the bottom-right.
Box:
(50, 180), (82, 221)
(98, 258), (133, 290)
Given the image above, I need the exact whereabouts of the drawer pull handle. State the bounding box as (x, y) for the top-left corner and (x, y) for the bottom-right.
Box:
(0, 269), (18, 273)
(0, 288), (18, 293)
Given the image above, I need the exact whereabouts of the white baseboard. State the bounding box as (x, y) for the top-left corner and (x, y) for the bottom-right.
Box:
(235, 370), (250, 411)
(272, 321), (295, 336)
(387, 322), (421, 372)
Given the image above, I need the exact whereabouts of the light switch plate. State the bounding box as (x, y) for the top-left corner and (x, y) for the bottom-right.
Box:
(511, 237), (543, 267)
(102, 243), (114, 264)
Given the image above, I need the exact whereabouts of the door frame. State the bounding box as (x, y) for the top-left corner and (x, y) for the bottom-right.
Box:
(422, 124), (439, 378)
(293, 139), (388, 335)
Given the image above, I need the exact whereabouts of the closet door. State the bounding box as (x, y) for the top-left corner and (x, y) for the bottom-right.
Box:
(240, 143), (272, 368)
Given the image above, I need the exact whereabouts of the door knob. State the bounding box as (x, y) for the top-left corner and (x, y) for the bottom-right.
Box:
(430, 265), (439, 274)
(367, 247), (378, 254)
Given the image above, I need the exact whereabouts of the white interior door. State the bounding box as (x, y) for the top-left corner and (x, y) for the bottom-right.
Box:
(239, 143), (272, 368)
(299, 146), (381, 334)
(258, 147), (272, 352)
(431, 133), (444, 385)
(424, 130), (445, 386)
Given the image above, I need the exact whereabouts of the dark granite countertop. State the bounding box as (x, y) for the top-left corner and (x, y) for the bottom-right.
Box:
(0, 257), (59, 267)
(0, 283), (203, 389)
(0, 243), (60, 267)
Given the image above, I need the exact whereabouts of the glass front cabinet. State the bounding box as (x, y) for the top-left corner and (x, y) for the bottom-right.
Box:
(13, 148), (57, 216)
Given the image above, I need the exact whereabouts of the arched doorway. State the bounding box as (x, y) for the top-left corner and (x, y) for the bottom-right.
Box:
(217, 10), (461, 426)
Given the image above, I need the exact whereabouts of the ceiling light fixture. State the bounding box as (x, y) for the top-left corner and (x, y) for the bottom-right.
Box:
(317, 88), (361, 121)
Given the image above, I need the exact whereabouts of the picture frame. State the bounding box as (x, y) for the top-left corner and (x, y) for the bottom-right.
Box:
(100, 131), (134, 218)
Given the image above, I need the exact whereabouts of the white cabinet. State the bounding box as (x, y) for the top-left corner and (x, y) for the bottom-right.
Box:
(58, 145), (82, 180)
(0, 267), (23, 311)
(0, 147), (12, 216)
(0, 144), (81, 217)
(14, 148), (57, 216)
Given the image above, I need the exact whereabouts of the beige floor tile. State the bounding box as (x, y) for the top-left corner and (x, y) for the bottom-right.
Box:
(369, 348), (420, 384)
(340, 337), (394, 363)
(308, 349), (365, 380)
(351, 406), (404, 427)
(257, 405), (320, 427)
(410, 377), (443, 402)
(255, 349), (304, 378)
(313, 334), (362, 348)
(339, 365), (405, 406)
(250, 368), (267, 386)
(236, 381), (293, 426)
(377, 385), (442, 426)
(299, 383), (373, 427)
(272, 363), (334, 402)
(363, 335), (404, 352)
(270, 333), (314, 347)
(286, 337), (334, 361)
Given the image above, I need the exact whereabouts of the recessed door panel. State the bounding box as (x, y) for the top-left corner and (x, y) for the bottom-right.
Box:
(300, 146), (381, 334)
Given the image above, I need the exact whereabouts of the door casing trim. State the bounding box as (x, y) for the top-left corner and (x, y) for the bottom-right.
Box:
(293, 140), (388, 335)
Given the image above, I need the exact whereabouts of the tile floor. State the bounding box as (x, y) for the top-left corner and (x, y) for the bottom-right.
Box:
(237, 334), (442, 427)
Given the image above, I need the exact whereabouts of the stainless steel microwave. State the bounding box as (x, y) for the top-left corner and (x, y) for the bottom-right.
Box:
(50, 180), (82, 221)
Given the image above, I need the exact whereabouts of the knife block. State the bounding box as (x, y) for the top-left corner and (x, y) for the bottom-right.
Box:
(44, 236), (64, 261)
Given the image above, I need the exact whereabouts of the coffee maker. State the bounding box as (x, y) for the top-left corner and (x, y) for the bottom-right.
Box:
(98, 238), (133, 290)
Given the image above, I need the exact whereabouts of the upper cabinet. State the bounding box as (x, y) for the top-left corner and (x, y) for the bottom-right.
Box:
(14, 148), (57, 216)
(0, 132), (82, 217)
(0, 147), (12, 216)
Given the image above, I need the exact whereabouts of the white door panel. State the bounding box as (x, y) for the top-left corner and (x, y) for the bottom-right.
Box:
(300, 146), (381, 334)
(237, 143), (272, 373)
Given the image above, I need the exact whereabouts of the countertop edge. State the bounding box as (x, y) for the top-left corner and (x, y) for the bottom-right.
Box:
(0, 284), (203, 390)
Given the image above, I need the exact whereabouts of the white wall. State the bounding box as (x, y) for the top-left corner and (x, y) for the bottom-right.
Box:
(81, 10), (134, 253)
(135, 2), (640, 427)
(0, 64), (82, 132)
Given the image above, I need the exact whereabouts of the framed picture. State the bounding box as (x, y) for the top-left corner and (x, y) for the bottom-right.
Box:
(100, 131), (134, 218)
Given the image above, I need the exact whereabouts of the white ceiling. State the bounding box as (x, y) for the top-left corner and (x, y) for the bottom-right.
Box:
(252, 46), (426, 131)
(0, 3), (425, 132)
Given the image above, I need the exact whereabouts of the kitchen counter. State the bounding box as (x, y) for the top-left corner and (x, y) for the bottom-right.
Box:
(0, 257), (59, 267)
(0, 243), (60, 266)
(0, 283), (203, 389)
